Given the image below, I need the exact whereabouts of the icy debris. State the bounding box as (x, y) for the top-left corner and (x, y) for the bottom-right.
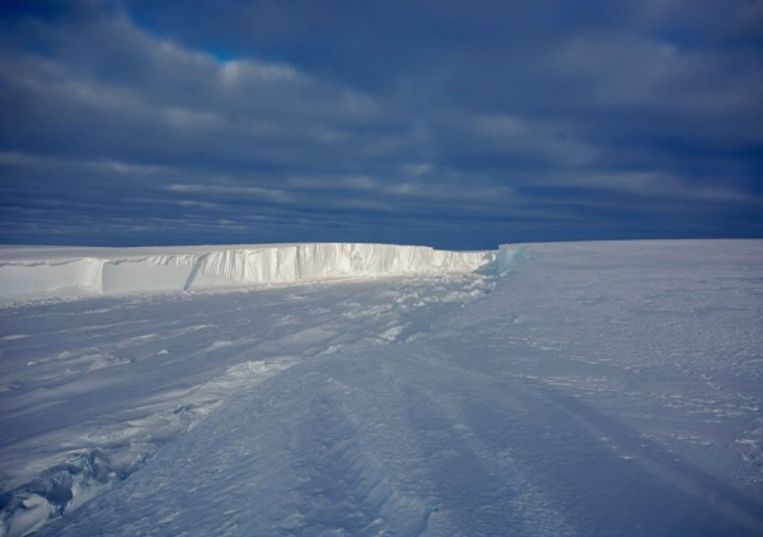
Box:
(1, 450), (113, 537)
(0, 243), (496, 301)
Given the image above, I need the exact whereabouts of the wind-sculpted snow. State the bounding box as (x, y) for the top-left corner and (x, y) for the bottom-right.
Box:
(0, 271), (500, 536)
(0, 243), (495, 301)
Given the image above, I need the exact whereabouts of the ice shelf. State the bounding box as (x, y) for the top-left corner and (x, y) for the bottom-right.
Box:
(0, 243), (496, 300)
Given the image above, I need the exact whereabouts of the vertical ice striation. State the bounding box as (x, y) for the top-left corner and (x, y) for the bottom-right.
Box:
(0, 243), (496, 300)
(497, 244), (522, 276)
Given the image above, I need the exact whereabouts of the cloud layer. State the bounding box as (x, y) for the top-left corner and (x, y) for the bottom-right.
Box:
(1, 0), (761, 248)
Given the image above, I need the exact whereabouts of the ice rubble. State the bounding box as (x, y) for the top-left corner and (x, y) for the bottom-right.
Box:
(0, 243), (496, 300)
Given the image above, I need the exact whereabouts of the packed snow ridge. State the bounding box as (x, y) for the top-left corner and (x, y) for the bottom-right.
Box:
(0, 243), (498, 301)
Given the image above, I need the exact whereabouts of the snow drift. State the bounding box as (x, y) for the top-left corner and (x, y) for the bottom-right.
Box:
(0, 243), (496, 300)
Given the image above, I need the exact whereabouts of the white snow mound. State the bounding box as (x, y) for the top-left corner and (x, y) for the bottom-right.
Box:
(0, 243), (496, 300)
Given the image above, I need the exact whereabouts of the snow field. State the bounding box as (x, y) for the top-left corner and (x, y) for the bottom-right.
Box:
(0, 269), (499, 536)
(1, 240), (762, 536)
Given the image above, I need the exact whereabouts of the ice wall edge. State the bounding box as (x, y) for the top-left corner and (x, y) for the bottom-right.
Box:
(0, 243), (498, 301)
(496, 244), (522, 276)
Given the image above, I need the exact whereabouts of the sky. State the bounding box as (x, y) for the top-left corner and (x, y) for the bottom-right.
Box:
(0, 0), (761, 249)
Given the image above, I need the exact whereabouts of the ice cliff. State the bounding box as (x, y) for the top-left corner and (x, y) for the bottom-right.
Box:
(496, 243), (522, 276)
(0, 243), (496, 300)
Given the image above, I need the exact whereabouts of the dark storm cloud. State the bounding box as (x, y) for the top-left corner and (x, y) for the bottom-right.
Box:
(0, 0), (761, 248)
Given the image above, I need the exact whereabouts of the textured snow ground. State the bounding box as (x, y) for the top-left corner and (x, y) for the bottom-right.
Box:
(1, 240), (762, 536)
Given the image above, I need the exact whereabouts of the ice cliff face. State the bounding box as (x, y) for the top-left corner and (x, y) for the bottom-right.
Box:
(0, 243), (496, 300)
(497, 243), (522, 276)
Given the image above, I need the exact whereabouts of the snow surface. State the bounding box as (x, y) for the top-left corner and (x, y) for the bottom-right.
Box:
(1, 240), (762, 536)
(0, 243), (494, 301)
